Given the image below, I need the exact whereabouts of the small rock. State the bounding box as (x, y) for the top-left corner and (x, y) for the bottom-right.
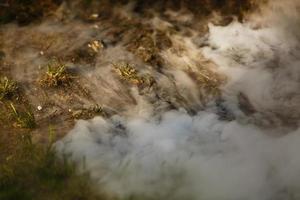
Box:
(91, 14), (99, 19)
(93, 25), (100, 29)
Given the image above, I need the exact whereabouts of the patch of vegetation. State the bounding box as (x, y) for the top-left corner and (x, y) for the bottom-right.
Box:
(114, 63), (155, 88)
(132, 0), (258, 21)
(88, 40), (104, 53)
(0, 51), (5, 60)
(0, 131), (105, 200)
(71, 40), (104, 64)
(0, 0), (62, 25)
(187, 66), (226, 101)
(0, 76), (18, 101)
(10, 103), (36, 129)
(127, 29), (171, 65)
(72, 104), (105, 120)
(40, 59), (73, 87)
(129, 34), (156, 63)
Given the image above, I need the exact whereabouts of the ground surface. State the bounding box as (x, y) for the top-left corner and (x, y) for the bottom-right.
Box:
(0, 0), (259, 199)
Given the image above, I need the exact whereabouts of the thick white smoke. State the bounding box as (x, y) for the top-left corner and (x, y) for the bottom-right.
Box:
(57, 111), (300, 200)
(202, 14), (300, 125)
(56, 1), (300, 199)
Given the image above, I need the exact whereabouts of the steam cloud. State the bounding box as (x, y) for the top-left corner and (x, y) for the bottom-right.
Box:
(56, 1), (300, 199)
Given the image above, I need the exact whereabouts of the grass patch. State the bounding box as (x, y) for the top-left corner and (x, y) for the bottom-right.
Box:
(0, 76), (18, 101)
(10, 103), (36, 129)
(0, 0), (62, 25)
(0, 130), (105, 200)
(40, 59), (73, 87)
(126, 29), (172, 66)
(187, 67), (226, 102)
(72, 104), (105, 120)
(114, 63), (155, 87)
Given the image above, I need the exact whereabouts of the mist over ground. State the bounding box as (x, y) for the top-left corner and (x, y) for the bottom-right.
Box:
(55, 0), (300, 200)
(0, 0), (299, 199)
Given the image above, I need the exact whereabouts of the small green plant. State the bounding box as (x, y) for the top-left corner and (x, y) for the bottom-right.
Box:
(40, 60), (73, 87)
(0, 76), (18, 100)
(10, 103), (36, 129)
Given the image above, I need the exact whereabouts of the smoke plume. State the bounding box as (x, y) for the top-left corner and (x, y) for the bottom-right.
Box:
(56, 1), (300, 199)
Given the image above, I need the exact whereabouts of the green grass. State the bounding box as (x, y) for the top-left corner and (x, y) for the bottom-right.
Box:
(10, 103), (36, 129)
(0, 130), (105, 200)
(40, 59), (73, 87)
(0, 76), (18, 100)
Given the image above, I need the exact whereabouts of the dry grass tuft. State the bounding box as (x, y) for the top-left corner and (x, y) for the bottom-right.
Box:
(40, 60), (74, 87)
(114, 63), (155, 88)
(187, 66), (227, 101)
(72, 104), (105, 120)
(10, 103), (36, 129)
(0, 77), (18, 101)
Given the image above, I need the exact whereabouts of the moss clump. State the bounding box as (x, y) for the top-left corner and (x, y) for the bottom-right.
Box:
(40, 60), (73, 87)
(0, 77), (18, 101)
